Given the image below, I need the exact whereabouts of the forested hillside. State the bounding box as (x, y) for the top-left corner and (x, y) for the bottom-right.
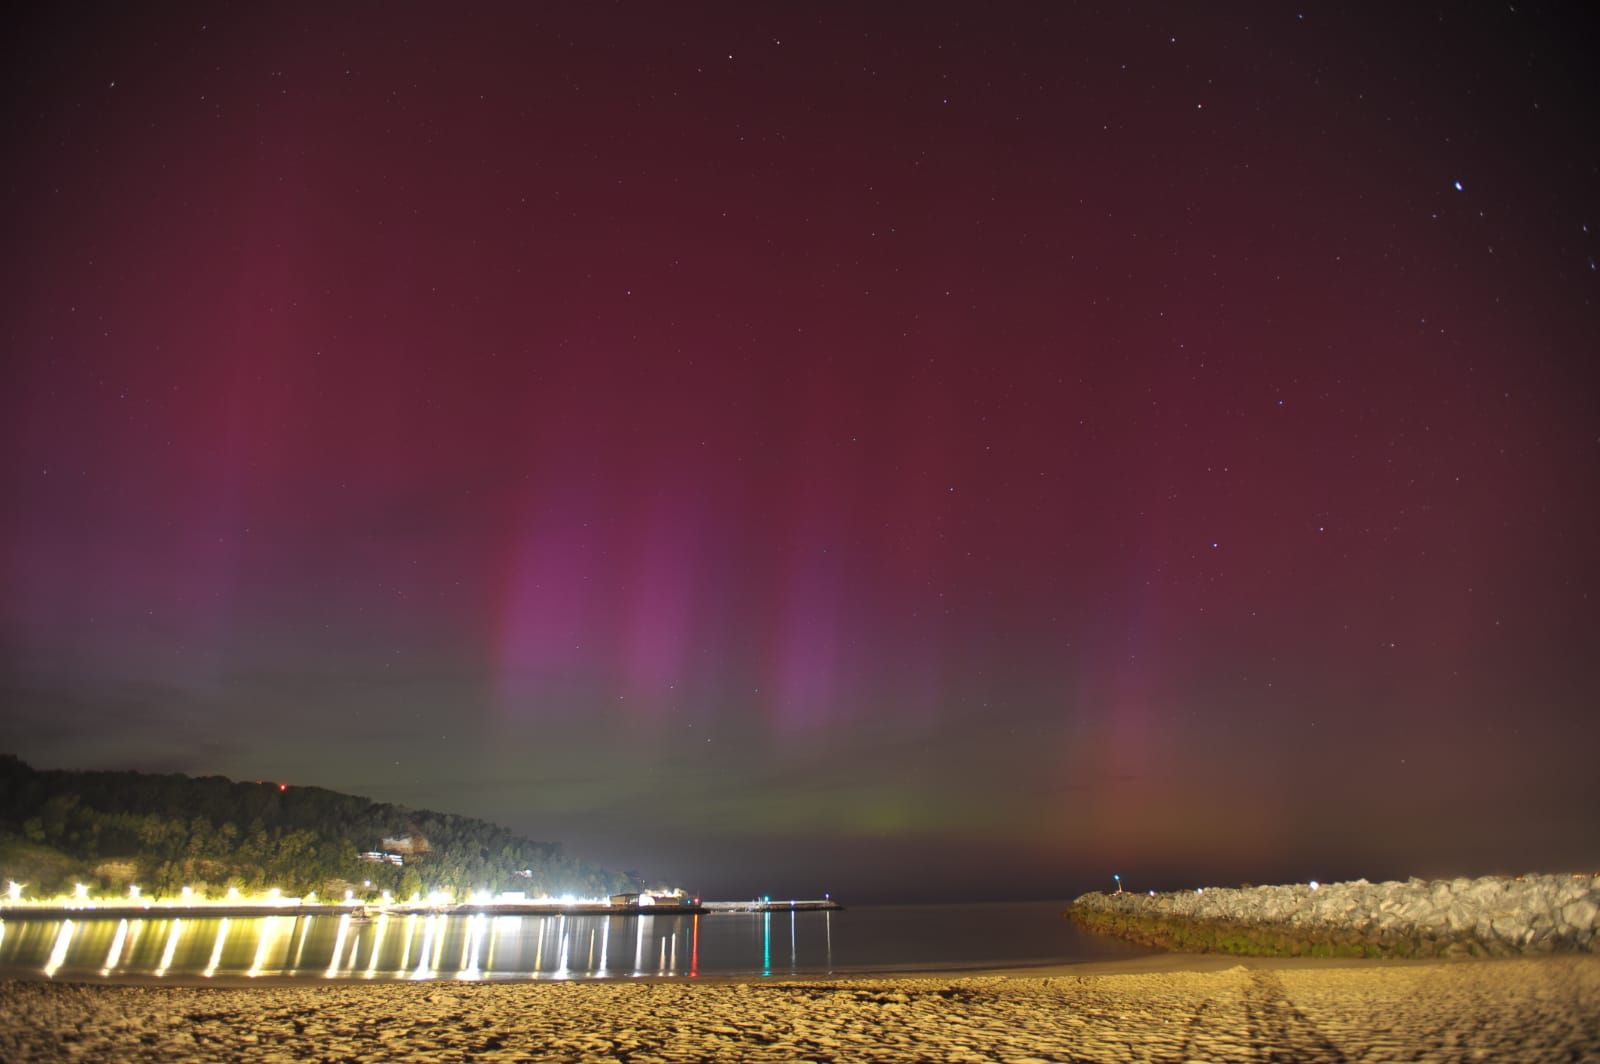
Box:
(0, 755), (629, 900)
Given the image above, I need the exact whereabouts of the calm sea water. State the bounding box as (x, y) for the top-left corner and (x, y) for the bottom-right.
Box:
(0, 902), (1155, 982)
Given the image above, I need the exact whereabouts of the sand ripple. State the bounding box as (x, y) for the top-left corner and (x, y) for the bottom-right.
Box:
(2, 956), (1596, 1062)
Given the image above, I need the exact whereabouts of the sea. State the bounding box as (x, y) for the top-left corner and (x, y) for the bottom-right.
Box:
(0, 901), (1156, 982)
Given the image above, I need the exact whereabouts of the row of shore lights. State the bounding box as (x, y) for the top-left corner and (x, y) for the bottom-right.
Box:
(5, 880), (454, 906)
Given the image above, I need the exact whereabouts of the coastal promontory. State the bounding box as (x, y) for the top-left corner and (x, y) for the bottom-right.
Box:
(1068, 874), (1600, 958)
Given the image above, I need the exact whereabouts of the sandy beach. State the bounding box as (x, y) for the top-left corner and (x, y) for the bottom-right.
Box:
(2, 955), (1596, 1062)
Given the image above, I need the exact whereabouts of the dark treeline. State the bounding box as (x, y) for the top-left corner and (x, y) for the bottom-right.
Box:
(0, 755), (631, 900)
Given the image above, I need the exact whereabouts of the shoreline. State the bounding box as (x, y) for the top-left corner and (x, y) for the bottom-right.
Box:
(4, 955), (1596, 1061)
(0, 940), (1503, 989)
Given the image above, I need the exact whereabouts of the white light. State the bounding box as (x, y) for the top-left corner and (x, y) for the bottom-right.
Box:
(6, 880), (21, 901)
(74, 882), (89, 900)
(1310, 880), (1319, 891)
(227, 886), (241, 900)
(345, 889), (355, 903)
(181, 885), (193, 899)
(129, 885), (141, 899)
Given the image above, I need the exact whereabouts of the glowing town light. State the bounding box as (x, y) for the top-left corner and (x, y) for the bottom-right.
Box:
(345, 889), (355, 902)
(73, 882), (89, 901)
(305, 892), (317, 904)
(6, 880), (22, 901)
(180, 885), (194, 900)
(227, 886), (241, 900)
(128, 885), (141, 900)
(267, 887), (281, 901)
(1310, 880), (1320, 891)
(381, 891), (392, 905)
(409, 892), (421, 904)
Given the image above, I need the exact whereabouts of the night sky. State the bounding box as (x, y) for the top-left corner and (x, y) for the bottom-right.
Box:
(4, 4), (1597, 903)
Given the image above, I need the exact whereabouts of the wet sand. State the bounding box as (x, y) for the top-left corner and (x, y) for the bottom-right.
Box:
(3, 954), (1596, 1061)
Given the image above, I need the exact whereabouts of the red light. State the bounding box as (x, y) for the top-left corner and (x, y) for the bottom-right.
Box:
(279, 783), (287, 792)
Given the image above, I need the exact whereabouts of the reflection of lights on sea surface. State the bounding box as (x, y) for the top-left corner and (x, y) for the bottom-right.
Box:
(458, 913), (488, 980)
(44, 920), (74, 977)
(203, 919), (230, 977)
(397, 914), (416, 975)
(490, 915), (519, 974)
(364, 914), (389, 978)
(326, 913), (352, 978)
(249, 916), (285, 978)
(597, 917), (609, 976)
(155, 920), (182, 977)
(101, 919), (129, 976)
(412, 914), (440, 979)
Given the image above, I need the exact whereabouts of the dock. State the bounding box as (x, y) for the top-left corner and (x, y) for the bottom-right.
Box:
(701, 898), (842, 913)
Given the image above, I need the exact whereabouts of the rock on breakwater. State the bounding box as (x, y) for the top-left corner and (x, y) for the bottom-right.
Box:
(1067, 873), (1600, 959)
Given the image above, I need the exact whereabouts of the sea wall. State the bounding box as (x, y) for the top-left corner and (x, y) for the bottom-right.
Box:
(1067, 874), (1600, 958)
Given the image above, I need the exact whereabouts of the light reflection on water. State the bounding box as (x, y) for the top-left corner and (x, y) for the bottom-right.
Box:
(0, 901), (1155, 982)
(0, 911), (723, 981)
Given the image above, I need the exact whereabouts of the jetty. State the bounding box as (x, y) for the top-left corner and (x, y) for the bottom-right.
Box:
(702, 898), (842, 913)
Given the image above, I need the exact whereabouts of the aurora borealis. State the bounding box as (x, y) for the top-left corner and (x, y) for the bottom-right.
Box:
(3, 4), (1597, 900)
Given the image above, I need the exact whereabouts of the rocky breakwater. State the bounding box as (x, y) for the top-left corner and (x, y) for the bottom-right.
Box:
(1067, 873), (1600, 959)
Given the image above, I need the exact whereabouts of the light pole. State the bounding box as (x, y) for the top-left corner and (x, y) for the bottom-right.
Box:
(1112, 873), (1123, 895)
